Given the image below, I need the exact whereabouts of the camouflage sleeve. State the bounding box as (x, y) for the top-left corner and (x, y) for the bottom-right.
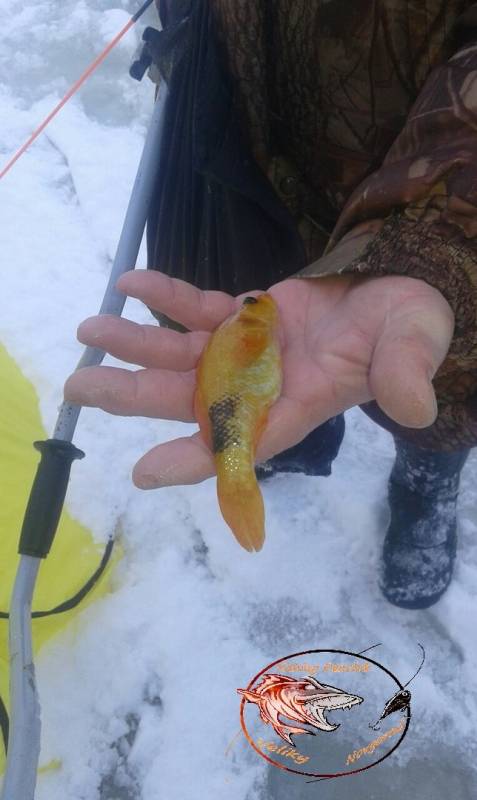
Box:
(325, 9), (477, 304)
(296, 10), (477, 449)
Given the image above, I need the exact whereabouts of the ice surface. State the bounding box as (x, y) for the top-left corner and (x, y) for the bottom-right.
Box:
(1, 1), (476, 798)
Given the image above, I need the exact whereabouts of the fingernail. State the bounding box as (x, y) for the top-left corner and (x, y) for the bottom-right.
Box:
(64, 373), (98, 405)
(116, 271), (136, 292)
(134, 472), (162, 489)
(63, 385), (90, 404)
(77, 319), (101, 342)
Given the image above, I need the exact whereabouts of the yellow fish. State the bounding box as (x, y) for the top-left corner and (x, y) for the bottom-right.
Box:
(194, 294), (282, 552)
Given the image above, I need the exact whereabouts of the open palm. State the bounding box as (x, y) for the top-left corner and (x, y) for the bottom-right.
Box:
(64, 270), (454, 488)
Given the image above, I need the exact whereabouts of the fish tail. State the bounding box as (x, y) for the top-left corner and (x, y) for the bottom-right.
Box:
(216, 468), (265, 553)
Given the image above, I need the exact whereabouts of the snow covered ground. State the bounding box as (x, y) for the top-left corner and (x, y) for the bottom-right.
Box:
(1, 1), (477, 798)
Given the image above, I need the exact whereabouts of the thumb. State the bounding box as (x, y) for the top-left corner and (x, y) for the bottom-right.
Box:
(369, 292), (454, 428)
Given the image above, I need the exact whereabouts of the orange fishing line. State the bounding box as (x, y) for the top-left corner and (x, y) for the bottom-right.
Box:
(0, 0), (153, 180)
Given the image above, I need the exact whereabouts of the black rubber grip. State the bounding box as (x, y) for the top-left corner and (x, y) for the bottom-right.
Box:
(129, 37), (153, 81)
(18, 439), (85, 558)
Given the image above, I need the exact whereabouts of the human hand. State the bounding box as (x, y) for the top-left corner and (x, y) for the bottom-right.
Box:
(64, 270), (454, 488)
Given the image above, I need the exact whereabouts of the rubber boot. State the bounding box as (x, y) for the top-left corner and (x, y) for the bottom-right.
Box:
(380, 438), (470, 610)
(255, 414), (345, 480)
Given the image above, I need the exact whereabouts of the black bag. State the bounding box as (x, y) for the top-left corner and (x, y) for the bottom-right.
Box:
(145, 0), (306, 296)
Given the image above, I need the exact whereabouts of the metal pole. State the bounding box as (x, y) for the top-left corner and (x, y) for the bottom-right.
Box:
(1, 83), (169, 800)
(55, 82), (169, 441)
(0, 558), (41, 800)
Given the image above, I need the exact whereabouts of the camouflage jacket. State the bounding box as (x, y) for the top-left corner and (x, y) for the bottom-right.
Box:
(156, 1), (477, 451)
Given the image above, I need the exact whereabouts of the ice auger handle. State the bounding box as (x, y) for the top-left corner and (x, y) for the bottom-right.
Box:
(18, 439), (85, 558)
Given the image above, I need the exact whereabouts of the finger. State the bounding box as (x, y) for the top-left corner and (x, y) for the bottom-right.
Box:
(370, 293), (454, 428)
(77, 315), (209, 370)
(117, 270), (236, 331)
(64, 365), (195, 420)
(253, 395), (321, 462)
(133, 397), (324, 489)
(132, 431), (216, 488)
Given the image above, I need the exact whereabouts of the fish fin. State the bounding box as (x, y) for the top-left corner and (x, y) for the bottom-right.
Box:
(216, 471), (265, 552)
(237, 689), (260, 703)
(275, 725), (311, 745)
(193, 386), (213, 451)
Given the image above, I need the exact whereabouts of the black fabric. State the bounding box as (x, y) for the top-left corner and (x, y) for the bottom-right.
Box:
(0, 694), (8, 753)
(380, 440), (470, 609)
(390, 439), (471, 499)
(146, 0), (306, 295)
(256, 414), (346, 478)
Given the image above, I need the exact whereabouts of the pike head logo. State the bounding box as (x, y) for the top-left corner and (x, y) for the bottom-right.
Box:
(237, 673), (363, 745)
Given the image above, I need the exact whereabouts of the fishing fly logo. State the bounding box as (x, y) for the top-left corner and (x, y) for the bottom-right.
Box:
(236, 645), (424, 780)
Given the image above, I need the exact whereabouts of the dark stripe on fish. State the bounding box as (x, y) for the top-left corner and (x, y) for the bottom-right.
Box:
(209, 396), (240, 453)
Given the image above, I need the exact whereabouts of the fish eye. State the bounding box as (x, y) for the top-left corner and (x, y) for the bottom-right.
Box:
(243, 296), (258, 305)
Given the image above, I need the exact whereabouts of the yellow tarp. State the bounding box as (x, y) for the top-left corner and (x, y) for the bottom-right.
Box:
(0, 341), (118, 773)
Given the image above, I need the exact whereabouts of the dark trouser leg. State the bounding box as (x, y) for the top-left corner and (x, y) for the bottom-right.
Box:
(381, 437), (471, 610)
(255, 414), (345, 479)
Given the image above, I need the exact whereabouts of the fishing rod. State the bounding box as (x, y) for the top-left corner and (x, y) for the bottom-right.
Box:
(0, 2), (169, 797)
(0, 0), (155, 181)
